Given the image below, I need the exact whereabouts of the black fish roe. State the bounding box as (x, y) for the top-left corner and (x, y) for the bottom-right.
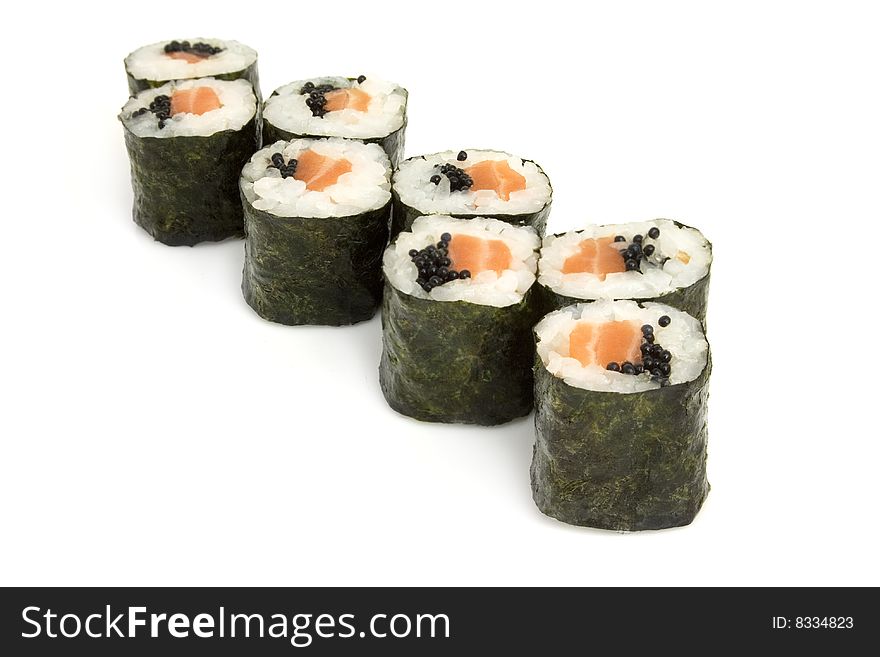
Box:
(613, 226), (665, 275)
(164, 40), (223, 57)
(357, 75), (367, 84)
(410, 234), (469, 291)
(607, 320), (673, 385)
(268, 152), (298, 179)
(431, 163), (473, 192)
(457, 151), (468, 161)
(300, 82), (339, 118)
(147, 94), (172, 128)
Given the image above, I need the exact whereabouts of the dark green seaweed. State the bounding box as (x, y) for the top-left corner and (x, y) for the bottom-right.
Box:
(121, 117), (259, 246)
(530, 347), (711, 531)
(390, 180), (551, 241)
(380, 284), (538, 425)
(126, 62), (261, 100)
(241, 191), (390, 326)
(536, 272), (710, 325)
(263, 120), (406, 170)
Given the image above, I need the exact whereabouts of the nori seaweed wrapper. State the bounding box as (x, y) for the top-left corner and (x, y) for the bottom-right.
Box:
(121, 117), (260, 246)
(390, 185), (551, 242)
(126, 62), (261, 100)
(263, 122), (406, 171)
(379, 285), (538, 425)
(530, 347), (711, 531)
(536, 272), (710, 325)
(241, 192), (391, 326)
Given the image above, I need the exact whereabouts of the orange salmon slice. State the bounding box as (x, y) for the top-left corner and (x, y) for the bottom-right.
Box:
(447, 234), (512, 275)
(165, 51), (208, 64)
(562, 237), (626, 280)
(323, 88), (372, 113)
(294, 149), (353, 191)
(170, 87), (222, 116)
(569, 320), (642, 368)
(465, 160), (527, 201)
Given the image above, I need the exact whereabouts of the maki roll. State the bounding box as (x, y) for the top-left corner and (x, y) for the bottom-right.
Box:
(262, 76), (407, 167)
(241, 138), (392, 326)
(119, 78), (259, 246)
(531, 300), (711, 531)
(381, 216), (540, 425)
(391, 150), (552, 239)
(538, 220), (711, 322)
(124, 38), (259, 96)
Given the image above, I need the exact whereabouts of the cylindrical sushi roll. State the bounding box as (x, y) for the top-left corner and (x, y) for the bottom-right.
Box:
(531, 300), (711, 531)
(537, 219), (712, 322)
(262, 76), (407, 168)
(240, 138), (392, 326)
(380, 216), (540, 425)
(119, 78), (259, 246)
(124, 38), (259, 96)
(391, 149), (552, 240)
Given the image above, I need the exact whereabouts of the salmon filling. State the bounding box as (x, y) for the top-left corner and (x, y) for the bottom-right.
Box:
(165, 51), (208, 64)
(562, 237), (626, 280)
(293, 150), (352, 191)
(448, 234), (512, 275)
(170, 87), (222, 116)
(465, 160), (527, 201)
(323, 88), (372, 113)
(569, 321), (642, 368)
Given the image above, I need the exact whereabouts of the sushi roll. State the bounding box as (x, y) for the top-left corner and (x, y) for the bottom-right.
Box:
(262, 76), (407, 168)
(391, 149), (552, 239)
(538, 220), (712, 322)
(531, 300), (711, 531)
(240, 138), (392, 326)
(119, 78), (259, 246)
(380, 216), (540, 425)
(124, 38), (259, 96)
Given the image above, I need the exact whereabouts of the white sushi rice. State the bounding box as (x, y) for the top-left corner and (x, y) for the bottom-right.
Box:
(539, 219), (711, 299)
(120, 78), (256, 138)
(393, 150), (551, 216)
(263, 77), (406, 139)
(535, 300), (708, 393)
(125, 39), (257, 82)
(240, 138), (391, 218)
(384, 216), (539, 308)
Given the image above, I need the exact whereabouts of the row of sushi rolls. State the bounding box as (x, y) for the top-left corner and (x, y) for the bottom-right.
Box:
(121, 38), (713, 531)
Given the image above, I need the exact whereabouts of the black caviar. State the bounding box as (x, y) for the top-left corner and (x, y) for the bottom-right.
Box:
(605, 317), (673, 385)
(146, 94), (172, 129)
(164, 40), (223, 57)
(410, 232), (470, 292)
(300, 81), (339, 118)
(431, 162), (473, 192)
(612, 226), (663, 274)
(269, 152), (298, 179)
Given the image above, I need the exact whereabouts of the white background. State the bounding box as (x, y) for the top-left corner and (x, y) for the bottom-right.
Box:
(1, 1), (878, 586)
